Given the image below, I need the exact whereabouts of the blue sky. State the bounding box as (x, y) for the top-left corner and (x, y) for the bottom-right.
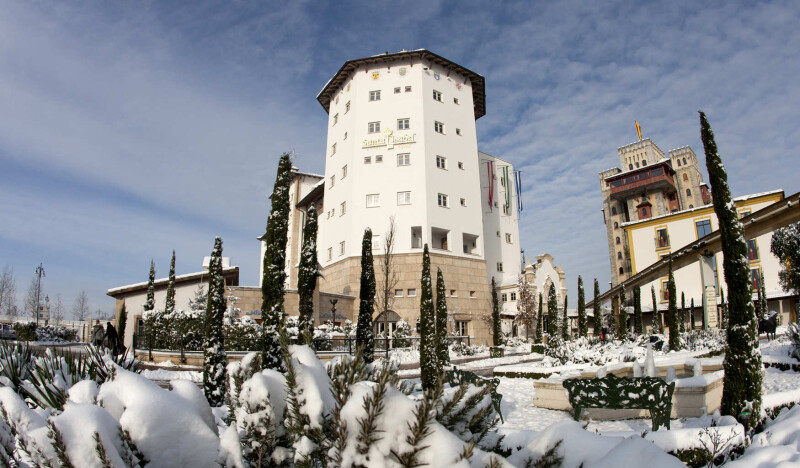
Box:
(1, 0), (799, 316)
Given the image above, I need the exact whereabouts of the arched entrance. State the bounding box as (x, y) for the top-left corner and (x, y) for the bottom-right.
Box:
(373, 310), (401, 338)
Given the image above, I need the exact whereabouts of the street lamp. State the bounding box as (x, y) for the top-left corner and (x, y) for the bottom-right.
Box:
(34, 264), (45, 328)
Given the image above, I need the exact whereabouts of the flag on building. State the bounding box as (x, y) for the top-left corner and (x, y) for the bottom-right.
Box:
(635, 121), (642, 140)
(487, 161), (495, 209)
(514, 170), (523, 213)
(502, 166), (511, 211)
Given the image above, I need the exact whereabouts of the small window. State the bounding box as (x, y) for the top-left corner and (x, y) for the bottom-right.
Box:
(454, 97), (459, 104)
(436, 155), (447, 169)
(394, 87), (401, 94)
(366, 194), (380, 208)
(505, 233), (512, 243)
(656, 228), (670, 248)
(397, 191), (411, 205)
(450, 290), (456, 297)
(458, 161), (464, 170)
(368, 121), (381, 133)
(455, 320), (469, 336)
(397, 153), (410, 166)
(750, 268), (762, 291)
(434, 121), (445, 134)
(369, 90), (381, 101)
(683, 173), (689, 181)
(394, 289), (404, 297)
(405, 86), (411, 92)
(510, 292), (517, 301)
(642, 160), (647, 166)
(614, 222), (619, 229)
(629, 164), (633, 170)
(397, 118), (410, 130)
(501, 293), (507, 302)
(617, 252), (622, 259)
(364, 156), (372, 164)
(497, 262), (504, 272)
(661, 279), (670, 301)
(619, 267), (625, 275)
(686, 188), (692, 197)
(372, 235), (380, 250)
(635, 162), (639, 168)
(433, 90), (442, 102)
(342, 165), (348, 179)
(339, 241), (345, 256)
(327, 247), (332, 261)
(331, 143), (336, 155)
(333, 113), (339, 125)
(739, 209), (751, 219)
(460, 198), (466, 207)
(375, 155), (383, 163)
(683, 157), (687, 165)
(437, 193), (449, 207)
(407, 289), (416, 297)
(747, 239), (759, 261)
(469, 291), (476, 298)
(616, 236), (621, 245)
(677, 159), (682, 167)
(456, 128), (462, 136)
(340, 201), (346, 216)
(496, 231), (501, 237)
(345, 101), (351, 113)
(330, 175), (335, 188)
(696, 219), (712, 238)
(611, 206), (618, 215)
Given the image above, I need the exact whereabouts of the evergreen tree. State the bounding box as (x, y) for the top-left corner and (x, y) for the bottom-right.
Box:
(561, 295), (569, 340)
(607, 290), (618, 340)
(770, 222), (800, 294)
(165, 251), (176, 315)
(419, 245), (436, 390)
(720, 289), (728, 329)
(491, 277), (502, 346)
(536, 293), (543, 343)
(356, 229), (376, 363)
(592, 279), (602, 337)
(203, 237), (227, 407)
(701, 111), (762, 419)
(547, 283), (557, 337)
(117, 300), (127, 345)
(516, 274), (536, 341)
(261, 153), (293, 371)
(617, 284), (627, 340)
(667, 256), (680, 351)
(435, 268), (450, 367)
(758, 271), (767, 321)
(680, 292), (686, 333)
(145, 260), (155, 313)
(297, 205), (319, 345)
(634, 287), (643, 335)
(651, 285), (661, 334)
(577, 276), (587, 338)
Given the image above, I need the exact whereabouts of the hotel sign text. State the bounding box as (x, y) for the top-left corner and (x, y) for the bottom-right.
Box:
(362, 130), (416, 149)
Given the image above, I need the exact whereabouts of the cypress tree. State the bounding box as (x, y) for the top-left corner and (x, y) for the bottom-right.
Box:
(419, 244), (436, 390)
(536, 293), (543, 343)
(634, 287), (643, 335)
(680, 292), (686, 333)
(356, 229), (376, 363)
(758, 271), (767, 321)
(435, 268), (450, 367)
(561, 295), (569, 340)
(617, 284), (627, 340)
(667, 256), (680, 351)
(592, 279), (602, 338)
(297, 205), (319, 345)
(165, 251), (176, 315)
(651, 285), (661, 334)
(261, 152), (292, 371)
(145, 260), (155, 313)
(607, 291), (618, 340)
(203, 237), (227, 407)
(491, 277), (502, 346)
(720, 289), (728, 329)
(577, 276), (587, 338)
(547, 283), (557, 337)
(701, 111), (762, 419)
(117, 300), (127, 345)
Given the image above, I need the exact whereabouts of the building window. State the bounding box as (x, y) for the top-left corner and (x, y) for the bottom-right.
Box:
(616, 236), (621, 245)
(394, 289), (404, 297)
(364, 156), (372, 164)
(397, 191), (411, 205)
(677, 159), (682, 167)
(617, 252), (622, 259)
(629, 164), (633, 170)
(696, 219), (712, 239)
(656, 228), (670, 249)
(342, 165), (348, 179)
(450, 289), (456, 297)
(642, 160), (647, 166)
(372, 235), (380, 250)
(368, 121), (381, 133)
(330, 175), (335, 187)
(333, 113), (338, 125)
(433, 90), (442, 102)
(683, 157), (687, 165)
(405, 86), (411, 92)
(747, 239), (759, 261)
(375, 155), (383, 163)
(750, 267), (762, 291)
(394, 87), (401, 94)
(437, 193), (449, 207)
(458, 161), (464, 170)
(366, 194), (380, 208)
(436, 155), (447, 169)
(505, 233), (512, 243)
(686, 188), (692, 197)
(455, 320), (469, 336)
(497, 262), (503, 272)
(611, 206), (618, 215)
(501, 293), (507, 302)
(397, 118), (410, 130)
(460, 198), (466, 207)
(345, 101), (351, 113)
(331, 143), (336, 156)
(339, 241), (345, 256)
(456, 128), (462, 135)
(496, 231), (500, 237)
(434, 121), (445, 134)
(739, 209), (751, 219)
(397, 153), (410, 166)
(407, 289), (416, 297)
(619, 267), (624, 275)
(340, 201), (346, 216)
(369, 90), (381, 101)
(661, 279), (670, 302)
(614, 222), (619, 229)
(502, 204), (510, 215)
(454, 97), (459, 104)
(683, 173), (689, 181)
(469, 291), (476, 298)
(327, 247), (332, 261)
(510, 292), (517, 301)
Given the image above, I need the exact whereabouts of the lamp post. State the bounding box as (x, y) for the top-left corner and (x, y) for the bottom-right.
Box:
(34, 264), (45, 327)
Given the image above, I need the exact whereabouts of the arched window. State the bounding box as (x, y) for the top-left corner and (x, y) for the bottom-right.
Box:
(689, 204), (694, 208)
(612, 206), (618, 215)
(619, 267), (624, 275)
(635, 162), (640, 168)
(683, 173), (689, 181)
(614, 222), (619, 229)
(642, 207), (648, 216)
(677, 159), (682, 167)
(642, 160), (647, 166)
(616, 236), (621, 245)
(686, 188), (692, 197)
(617, 252), (622, 259)
(629, 164), (633, 170)
(683, 157), (687, 165)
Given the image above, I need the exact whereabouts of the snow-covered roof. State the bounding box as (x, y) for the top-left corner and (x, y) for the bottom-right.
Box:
(106, 267), (239, 296)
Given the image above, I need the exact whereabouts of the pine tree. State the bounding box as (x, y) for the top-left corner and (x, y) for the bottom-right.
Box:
(435, 268), (450, 367)
(607, 289), (618, 340)
(577, 276), (587, 338)
(617, 284), (627, 340)
(634, 287), (643, 335)
(680, 292), (686, 333)
(419, 244), (436, 390)
(165, 251), (176, 315)
(667, 256), (680, 351)
(203, 237), (227, 407)
(145, 260), (155, 313)
(701, 111), (762, 419)
(547, 283), (557, 337)
(261, 153), (292, 371)
(356, 229), (376, 363)
(536, 293), (543, 343)
(720, 289), (728, 329)
(561, 295), (569, 340)
(516, 274), (536, 341)
(297, 205), (319, 345)
(651, 285), (661, 334)
(491, 277), (502, 346)
(592, 279), (602, 337)
(117, 300), (128, 345)
(758, 271), (767, 321)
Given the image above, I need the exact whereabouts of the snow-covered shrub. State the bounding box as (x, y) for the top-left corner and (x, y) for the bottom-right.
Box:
(787, 323), (800, 360)
(12, 323), (36, 342)
(35, 325), (78, 343)
(393, 319), (412, 347)
(224, 314), (261, 351)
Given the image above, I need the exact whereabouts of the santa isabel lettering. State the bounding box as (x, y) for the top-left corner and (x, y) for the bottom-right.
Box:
(362, 132), (416, 149)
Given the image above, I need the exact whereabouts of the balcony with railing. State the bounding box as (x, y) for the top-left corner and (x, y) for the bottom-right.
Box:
(607, 165), (676, 200)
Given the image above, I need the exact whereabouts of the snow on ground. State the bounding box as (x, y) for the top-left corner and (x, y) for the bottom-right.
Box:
(141, 368), (202, 382)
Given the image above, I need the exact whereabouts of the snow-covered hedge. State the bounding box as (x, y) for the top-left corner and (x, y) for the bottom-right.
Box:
(35, 325), (78, 343)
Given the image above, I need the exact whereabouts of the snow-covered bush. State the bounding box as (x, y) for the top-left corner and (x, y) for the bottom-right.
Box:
(35, 325), (78, 343)
(12, 323), (36, 342)
(787, 323), (800, 360)
(393, 319), (411, 347)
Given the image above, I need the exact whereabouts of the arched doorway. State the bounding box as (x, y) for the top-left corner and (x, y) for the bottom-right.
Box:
(373, 310), (401, 338)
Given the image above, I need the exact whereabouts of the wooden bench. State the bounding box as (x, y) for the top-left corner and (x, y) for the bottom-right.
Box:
(562, 373), (675, 430)
(445, 368), (504, 423)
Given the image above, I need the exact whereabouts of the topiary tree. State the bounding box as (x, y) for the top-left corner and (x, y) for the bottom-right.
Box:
(561, 295), (569, 340)
(356, 229), (376, 363)
(700, 111), (762, 420)
(547, 282), (557, 338)
(634, 287), (643, 335)
(667, 256), (680, 351)
(419, 244), (436, 390)
(203, 237), (227, 407)
(592, 279), (602, 337)
(577, 276), (587, 338)
(297, 205), (319, 345)
(435, 268), (450, 368)
(261, 152), (293, 371)
(651, 285), (661, 334)
(536, 293), (543, 343)
(491, 277), (502, 346)
(165, 250), (176, 316)
(143, 260), (156, 351)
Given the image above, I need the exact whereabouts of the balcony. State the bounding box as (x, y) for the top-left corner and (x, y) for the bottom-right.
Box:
(607, 166), (676, 200)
